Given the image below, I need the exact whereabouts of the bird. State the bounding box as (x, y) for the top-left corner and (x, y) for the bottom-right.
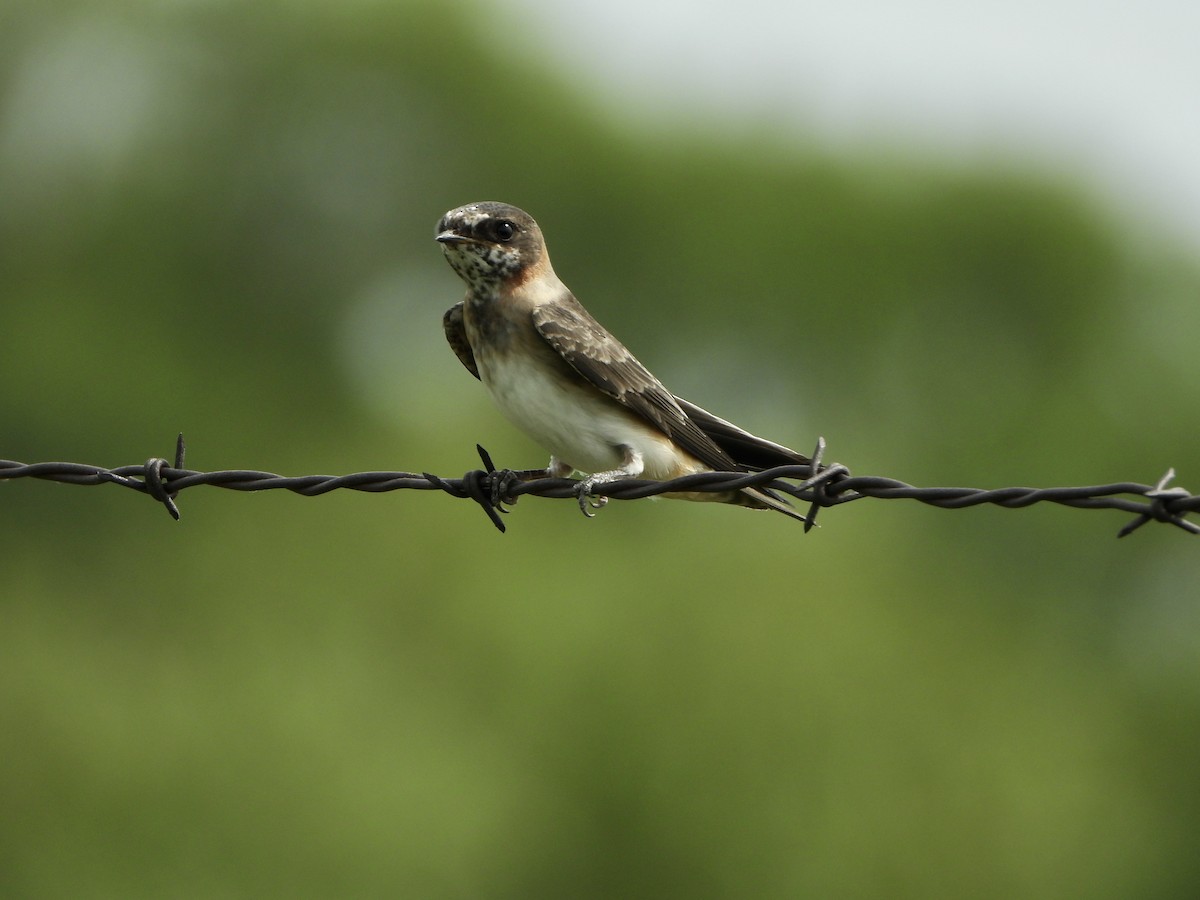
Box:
(436, 200), (810, 520)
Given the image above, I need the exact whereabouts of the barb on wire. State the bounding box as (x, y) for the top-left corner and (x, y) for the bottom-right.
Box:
(2, 434), (1197, 538)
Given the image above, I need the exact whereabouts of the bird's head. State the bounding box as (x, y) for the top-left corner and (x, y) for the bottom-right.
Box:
(436, 202), (547, 294)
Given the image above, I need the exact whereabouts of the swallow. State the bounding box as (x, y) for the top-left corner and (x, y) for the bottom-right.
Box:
(436, 201), (810, 520)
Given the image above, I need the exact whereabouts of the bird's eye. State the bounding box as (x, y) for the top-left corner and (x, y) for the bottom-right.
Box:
(493, 220), (517, 242)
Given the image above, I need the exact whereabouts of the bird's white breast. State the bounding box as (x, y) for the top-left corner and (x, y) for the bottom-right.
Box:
(477, 349), (691, 479)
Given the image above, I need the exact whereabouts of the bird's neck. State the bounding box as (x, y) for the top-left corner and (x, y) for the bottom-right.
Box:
(463, 262), (568, 355)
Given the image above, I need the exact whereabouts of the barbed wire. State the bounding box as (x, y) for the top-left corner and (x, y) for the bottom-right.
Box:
(2, 434), (1196, 538)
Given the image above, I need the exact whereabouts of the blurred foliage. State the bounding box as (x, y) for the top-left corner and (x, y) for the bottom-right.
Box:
(2, 1), (1199, 898)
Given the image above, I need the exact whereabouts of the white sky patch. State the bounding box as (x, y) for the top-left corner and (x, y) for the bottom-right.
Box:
(507, 0), (1200, 247)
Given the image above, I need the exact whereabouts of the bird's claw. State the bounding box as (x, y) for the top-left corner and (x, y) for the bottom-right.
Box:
(487, 468), (522, 510)
(574, 479), (610, 517)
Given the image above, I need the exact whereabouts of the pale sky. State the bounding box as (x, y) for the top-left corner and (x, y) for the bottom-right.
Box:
(510, 0), (1200, 248)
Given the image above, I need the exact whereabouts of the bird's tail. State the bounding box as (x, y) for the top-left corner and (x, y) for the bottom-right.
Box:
(735, 485), (807, 521)
(674, 397), (810, 469)
(675, 396), (811, 521)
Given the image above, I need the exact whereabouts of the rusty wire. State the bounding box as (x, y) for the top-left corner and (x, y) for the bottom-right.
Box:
(1, 434), (1196, 537)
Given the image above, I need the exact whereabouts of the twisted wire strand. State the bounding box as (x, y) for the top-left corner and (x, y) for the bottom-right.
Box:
(2, 436), (1195, 537)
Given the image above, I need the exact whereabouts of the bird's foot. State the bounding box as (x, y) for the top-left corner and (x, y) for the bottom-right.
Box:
(486, 468), (525, 509)
(574, 472), (624, 518)
(488, 466), (557, 508)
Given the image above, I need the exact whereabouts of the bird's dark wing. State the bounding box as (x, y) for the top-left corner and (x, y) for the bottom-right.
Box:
(674, 397), (809, 471)
(443, 301), (479, 380)
(531, 298), (740, 473)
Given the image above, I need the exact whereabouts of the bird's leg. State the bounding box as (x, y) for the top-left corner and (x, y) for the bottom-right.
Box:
(495, 457), (570, 481)
(573, 446), (643, 517)
(487, 459), (569, 508)
(508, 467), (555, 481)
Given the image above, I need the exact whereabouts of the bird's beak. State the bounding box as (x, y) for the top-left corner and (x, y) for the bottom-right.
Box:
(436, 230), (474, 245)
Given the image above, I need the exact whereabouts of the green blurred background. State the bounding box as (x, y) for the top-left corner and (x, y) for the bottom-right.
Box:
(2, 2), (1199, 897)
